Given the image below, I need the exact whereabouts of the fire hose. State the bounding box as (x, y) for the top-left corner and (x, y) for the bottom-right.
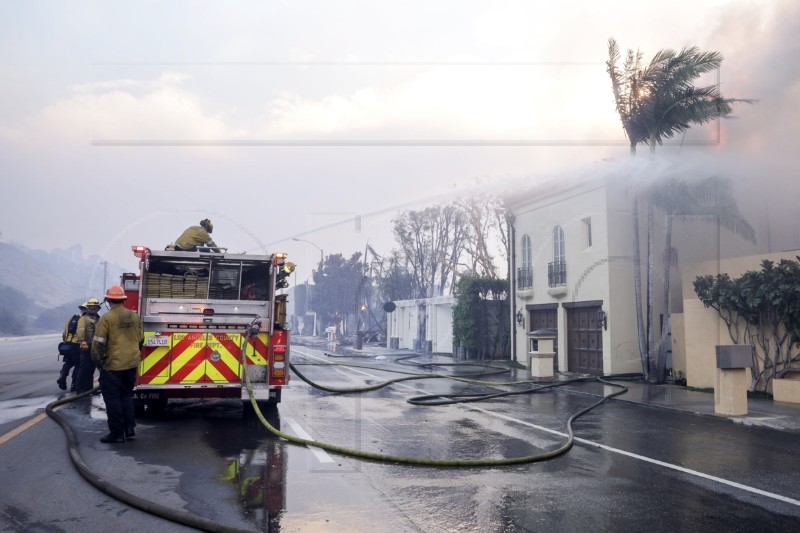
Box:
(42, 318), (637, 531)
(240, 320), (637, 466)
(46, 389), (254, 533)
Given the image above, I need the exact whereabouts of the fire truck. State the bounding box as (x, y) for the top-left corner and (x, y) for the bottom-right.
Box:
(120, 245), (294, 412)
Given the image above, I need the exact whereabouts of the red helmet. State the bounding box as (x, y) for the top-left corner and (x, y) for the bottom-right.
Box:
(104, 285), (127, 301)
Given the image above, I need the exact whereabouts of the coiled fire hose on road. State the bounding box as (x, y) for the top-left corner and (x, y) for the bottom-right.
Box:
(241, 321), (635, 467)
(42, 319), (637, 532)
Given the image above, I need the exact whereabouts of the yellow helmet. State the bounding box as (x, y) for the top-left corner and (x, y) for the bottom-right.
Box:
(86, 297), (102, 308)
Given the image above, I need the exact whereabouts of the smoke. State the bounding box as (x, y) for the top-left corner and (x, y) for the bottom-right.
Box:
(709, 0), (800, 159)
(700, 0), (800, 253)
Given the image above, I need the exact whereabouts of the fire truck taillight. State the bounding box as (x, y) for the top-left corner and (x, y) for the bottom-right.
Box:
(202, 308), (215, 316)
(272, 345), (287, 377)
(273, 346), (286, 362)
(131, 245), (147, 259)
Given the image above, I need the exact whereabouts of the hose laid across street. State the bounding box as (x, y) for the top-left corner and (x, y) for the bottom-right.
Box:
(242, 336), (634, 466)
(42, 332), (637, 531)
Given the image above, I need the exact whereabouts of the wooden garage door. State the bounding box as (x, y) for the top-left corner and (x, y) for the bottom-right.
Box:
(528, 307), (558, 372)
(566, 303), (603, 375)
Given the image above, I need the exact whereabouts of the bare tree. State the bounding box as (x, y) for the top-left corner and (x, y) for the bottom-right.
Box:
(392, 205), (469, 297)
(456, 195), (508, 279)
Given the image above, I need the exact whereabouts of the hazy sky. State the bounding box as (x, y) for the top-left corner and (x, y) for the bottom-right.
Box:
(1, 0), (796, 282)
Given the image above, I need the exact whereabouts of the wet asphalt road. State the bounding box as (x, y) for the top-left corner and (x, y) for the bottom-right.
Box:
(1, 338), (799, 532)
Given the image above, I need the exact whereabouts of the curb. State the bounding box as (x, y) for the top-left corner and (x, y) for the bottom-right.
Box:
(559, 382), (800, 433)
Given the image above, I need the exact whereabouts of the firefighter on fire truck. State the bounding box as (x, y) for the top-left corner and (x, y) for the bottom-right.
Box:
(173, 218), (220, 252)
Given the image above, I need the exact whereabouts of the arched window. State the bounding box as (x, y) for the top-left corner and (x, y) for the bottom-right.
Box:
(549, 226), (566, 286)
(518, 234), (533, 289)
(553, 226), (565, 263)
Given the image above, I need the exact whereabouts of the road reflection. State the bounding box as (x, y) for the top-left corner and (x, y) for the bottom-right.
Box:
(194, 404), (288, 532)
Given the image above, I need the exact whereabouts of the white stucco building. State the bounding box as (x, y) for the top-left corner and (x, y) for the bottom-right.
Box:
(507, 157), (800, 381)
(507, 170), (642, 375)
(385, 296), (455, 354)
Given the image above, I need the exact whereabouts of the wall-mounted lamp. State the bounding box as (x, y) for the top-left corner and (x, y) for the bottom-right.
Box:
(516, 309), (525, 328)
(597, 308), (608, 331)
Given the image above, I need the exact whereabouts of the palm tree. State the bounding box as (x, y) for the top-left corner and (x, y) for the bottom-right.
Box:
(606, 38), (754, 154)
(607, 38), (754, 380)
(606, 41), (648, 155)
(646, 176), (756, 382)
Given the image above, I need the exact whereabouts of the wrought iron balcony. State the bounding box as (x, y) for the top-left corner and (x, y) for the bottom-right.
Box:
(548, 260), (567, 287)
(517, 266), (533, 289)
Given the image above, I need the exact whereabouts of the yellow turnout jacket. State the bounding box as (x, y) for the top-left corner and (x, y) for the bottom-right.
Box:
(76, 313), (99, 349)
(92, 305), (143, 371)
(175, 226), (219, 251)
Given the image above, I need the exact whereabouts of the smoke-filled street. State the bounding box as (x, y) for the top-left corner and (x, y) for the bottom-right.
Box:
(2, 338), (799, 532)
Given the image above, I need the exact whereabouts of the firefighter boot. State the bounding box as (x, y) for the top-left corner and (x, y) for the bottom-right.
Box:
(125, 426), (136, 440)
(57, 376), (67, 390)
(100, 433), (125, 444)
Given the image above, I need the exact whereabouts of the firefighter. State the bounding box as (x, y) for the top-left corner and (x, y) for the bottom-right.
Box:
(57, 302), (86, 391)
(174, 218), (220, 252)
(92, 285), (143, 444)
(74, 297), (102, 394)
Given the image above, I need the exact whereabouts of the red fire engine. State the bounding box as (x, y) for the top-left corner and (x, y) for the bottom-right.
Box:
(121, 245), (294, 412)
